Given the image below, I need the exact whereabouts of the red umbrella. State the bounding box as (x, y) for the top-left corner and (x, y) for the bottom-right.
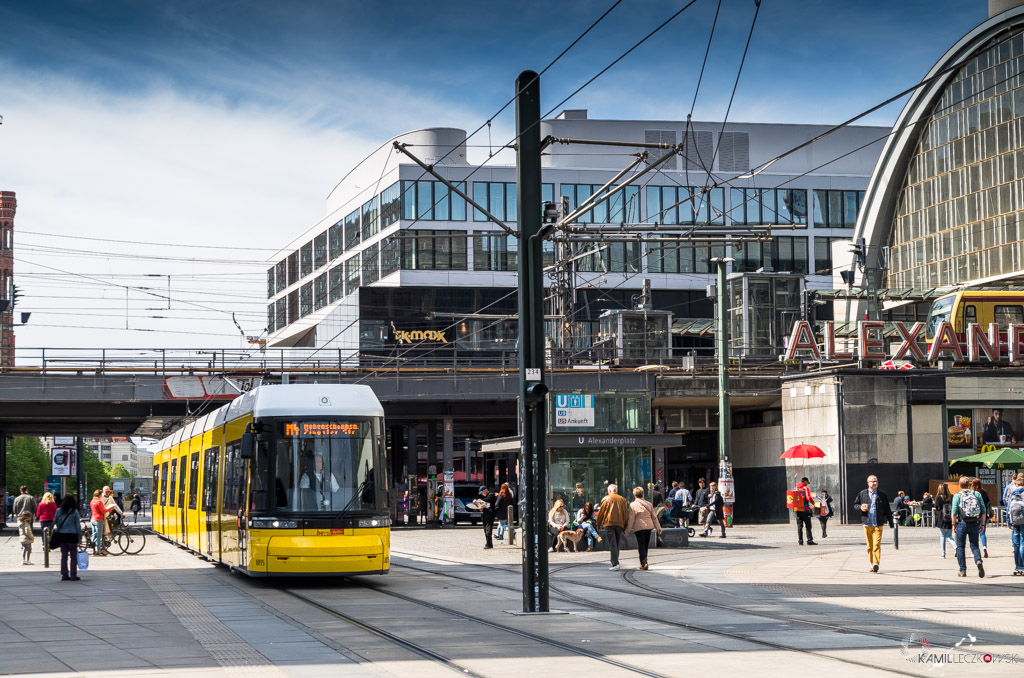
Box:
(780, 444), (826, 460)
(781, 444), (826, 478)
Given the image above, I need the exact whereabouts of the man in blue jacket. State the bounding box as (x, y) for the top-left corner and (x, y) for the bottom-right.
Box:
(854, 475), (893, 573)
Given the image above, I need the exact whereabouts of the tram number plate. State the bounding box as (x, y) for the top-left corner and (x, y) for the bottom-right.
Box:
(316, 529), (345, 536)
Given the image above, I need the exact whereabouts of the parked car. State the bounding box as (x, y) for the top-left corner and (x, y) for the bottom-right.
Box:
(452, 485), (482, 525)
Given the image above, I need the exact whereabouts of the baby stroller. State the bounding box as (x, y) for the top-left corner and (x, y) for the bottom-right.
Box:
(669, 501), (697, 538)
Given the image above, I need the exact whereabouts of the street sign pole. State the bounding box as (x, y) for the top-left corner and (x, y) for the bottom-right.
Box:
(516, 69), (549, 613)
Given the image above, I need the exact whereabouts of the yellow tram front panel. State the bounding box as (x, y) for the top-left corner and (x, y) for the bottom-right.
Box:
(246, 527), (390, 575)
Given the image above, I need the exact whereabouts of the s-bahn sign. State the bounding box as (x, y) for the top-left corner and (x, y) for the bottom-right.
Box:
(784, 320), (1024, 364)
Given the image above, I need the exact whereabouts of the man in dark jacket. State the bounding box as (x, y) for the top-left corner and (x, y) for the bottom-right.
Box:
(476, 486), (497, 549)
(854, 475), (894, 573)
(693, 479), (709, 525)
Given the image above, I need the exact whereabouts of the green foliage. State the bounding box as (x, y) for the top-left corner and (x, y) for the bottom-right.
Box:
(110, 463), (133, 479)
(5, 437), (50, 495)
(83, 445), (111, 496)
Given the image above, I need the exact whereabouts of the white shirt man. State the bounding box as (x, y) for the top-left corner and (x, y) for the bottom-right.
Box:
(299, 454), (340, 507)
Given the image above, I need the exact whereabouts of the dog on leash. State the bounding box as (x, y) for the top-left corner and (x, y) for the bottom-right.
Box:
(556, 528), (585, 552)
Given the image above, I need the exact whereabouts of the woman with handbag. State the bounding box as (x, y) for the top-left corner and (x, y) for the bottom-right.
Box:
(50, 494), (83, 581)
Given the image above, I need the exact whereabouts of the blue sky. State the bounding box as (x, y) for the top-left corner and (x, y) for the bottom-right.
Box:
(0, 0), (992, 349)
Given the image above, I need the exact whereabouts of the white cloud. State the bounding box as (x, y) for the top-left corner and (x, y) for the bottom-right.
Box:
(0, 64), (483, 352)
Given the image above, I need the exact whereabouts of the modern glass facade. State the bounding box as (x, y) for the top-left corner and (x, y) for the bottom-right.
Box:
(889, 29), (1024, 287)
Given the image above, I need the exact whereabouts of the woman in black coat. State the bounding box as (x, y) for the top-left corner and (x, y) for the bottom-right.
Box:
(816, 490), (834, 538)
(50, 494), (83, 581)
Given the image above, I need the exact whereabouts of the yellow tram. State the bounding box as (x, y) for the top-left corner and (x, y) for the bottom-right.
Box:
(151, 384), (390, 576)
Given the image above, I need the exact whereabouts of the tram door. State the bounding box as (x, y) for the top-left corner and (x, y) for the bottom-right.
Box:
(187, 452), (199, 550)
(168, 459), (178, 538)
(178, 453), (188, 544)
(202, 447), (219, 557)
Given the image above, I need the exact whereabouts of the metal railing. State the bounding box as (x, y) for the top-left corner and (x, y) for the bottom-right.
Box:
(3, 344), (804, 378)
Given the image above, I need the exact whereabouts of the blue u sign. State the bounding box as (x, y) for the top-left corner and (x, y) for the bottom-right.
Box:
(555, 394), (593, 408)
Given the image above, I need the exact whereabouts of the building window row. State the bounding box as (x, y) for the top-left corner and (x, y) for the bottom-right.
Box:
(269, 181), (860, 299)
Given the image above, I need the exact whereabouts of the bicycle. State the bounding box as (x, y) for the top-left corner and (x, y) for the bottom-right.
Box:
(79, 515), (146, 555)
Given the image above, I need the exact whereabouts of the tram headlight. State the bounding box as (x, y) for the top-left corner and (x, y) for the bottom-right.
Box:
(358, 517), (391, 528)
(249, 518), (299, 529)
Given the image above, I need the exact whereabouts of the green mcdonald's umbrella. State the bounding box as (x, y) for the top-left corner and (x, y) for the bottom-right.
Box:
(949, 447), (1024, 468)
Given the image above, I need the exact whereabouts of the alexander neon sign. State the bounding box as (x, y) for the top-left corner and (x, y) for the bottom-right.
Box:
(784, 321), (1024, 363)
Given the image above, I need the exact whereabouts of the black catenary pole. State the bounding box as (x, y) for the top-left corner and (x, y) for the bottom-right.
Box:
(516, 69), (549, 613)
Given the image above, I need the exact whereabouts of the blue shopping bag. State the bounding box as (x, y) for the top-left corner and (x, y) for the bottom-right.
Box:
(77, 550), (90, 572)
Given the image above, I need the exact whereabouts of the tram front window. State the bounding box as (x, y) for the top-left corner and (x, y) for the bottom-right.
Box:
(268, 420), (378, 513)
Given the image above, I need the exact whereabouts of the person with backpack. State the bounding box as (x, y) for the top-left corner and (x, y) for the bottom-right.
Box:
(1006, 474), (1024, 575)
(970, 478), (993, 558)
(854, 475), (894, 572)
(934, 484), (956, 558)
(952, 476), (985, 578)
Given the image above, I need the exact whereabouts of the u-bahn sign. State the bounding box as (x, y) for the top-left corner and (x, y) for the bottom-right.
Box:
(785, 320), (1024, 364)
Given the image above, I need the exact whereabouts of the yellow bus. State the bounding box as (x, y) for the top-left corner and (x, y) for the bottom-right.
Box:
(152, 383), (390, 576)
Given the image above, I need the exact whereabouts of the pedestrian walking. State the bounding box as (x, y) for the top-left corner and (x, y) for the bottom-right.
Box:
(50, 494), (83, 581)
(1006, 474), (1024, 575)
(854, 475), (894, 572)
(12, 486), (37, 524)
(625, 487), (662, 570)
(670, 484), (693, 528)
(701, 481), (727, 538)
(595, 484), (629, 571)
(18, 511), (35, 565)
(36, 492), (57, 534)
(476, 486), (497, 549)
(547, 498), (571, 551)
(694, 478), (709, 525)
(934, 483), (956, 558)
(494, 483), (513, 543)
(816, 489), (834, 538)
(130, 493), (142, 523)
(969, 478), (992, 558)
(952, 476), (985, 578)
(793, 478), (817, 545)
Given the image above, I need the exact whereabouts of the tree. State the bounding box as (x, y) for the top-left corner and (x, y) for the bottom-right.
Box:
(5, 437), (50, 496)
(110, 463), (133, 479)
(82, 445), (111, 497)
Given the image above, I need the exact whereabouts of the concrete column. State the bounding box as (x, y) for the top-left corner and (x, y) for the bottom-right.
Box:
(427, 421), (438, 469)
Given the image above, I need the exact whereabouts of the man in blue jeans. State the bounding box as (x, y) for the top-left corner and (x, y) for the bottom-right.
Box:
(951, 476), (985, 578)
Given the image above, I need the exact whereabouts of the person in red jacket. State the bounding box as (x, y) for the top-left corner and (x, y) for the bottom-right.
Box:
(89, 490), (112, 555)
(35, 492), (58, 533)
(794, 478), (817, 546)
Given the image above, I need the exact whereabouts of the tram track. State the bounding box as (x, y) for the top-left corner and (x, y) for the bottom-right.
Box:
(388, 549), (1015, 671)
(274, 577), (674, 678)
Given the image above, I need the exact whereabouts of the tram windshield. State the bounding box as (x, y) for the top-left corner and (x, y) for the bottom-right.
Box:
(926, 295), (955, 340)
(258, 420), (380, 514)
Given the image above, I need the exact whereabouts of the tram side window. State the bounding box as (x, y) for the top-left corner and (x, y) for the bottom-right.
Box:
(178, 455), (187, 509)
(154, 465), (162, 507)
(202, 447), (219, 511)
(168, 460), (177, 507)
(188, 452), (200, 510)
(160, 462), (168, 505)
(994, 305), (1024, 325)
(222, 441), (246, 513)
(965, 305), (977, 325)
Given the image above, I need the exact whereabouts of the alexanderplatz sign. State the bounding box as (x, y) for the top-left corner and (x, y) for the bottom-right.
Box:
(784, 321), (1024, 364)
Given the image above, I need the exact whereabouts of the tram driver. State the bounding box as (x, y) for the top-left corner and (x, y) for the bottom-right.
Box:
(299, 452), (341, 509)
